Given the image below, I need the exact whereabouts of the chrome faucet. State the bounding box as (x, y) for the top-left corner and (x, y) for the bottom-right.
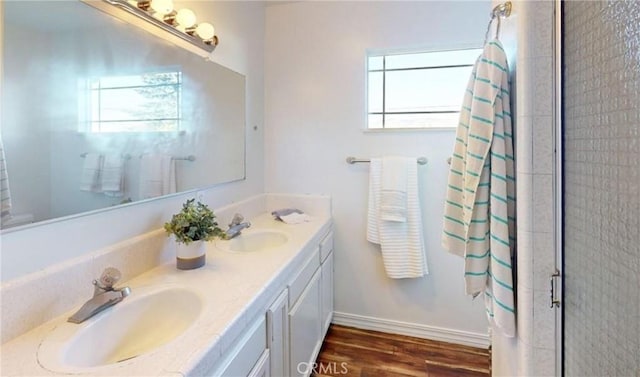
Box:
(68, 267), (131, 324)
(225, 213), (251, 239)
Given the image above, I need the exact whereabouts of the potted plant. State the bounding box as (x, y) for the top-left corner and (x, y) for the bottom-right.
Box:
(164, 199), (223, 270)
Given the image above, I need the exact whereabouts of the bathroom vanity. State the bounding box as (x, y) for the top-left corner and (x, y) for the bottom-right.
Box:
(207, 219), (334, 377)
(0, 194), (334, 377)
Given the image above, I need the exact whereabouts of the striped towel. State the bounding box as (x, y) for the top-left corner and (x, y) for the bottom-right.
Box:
(368, 157), (428, 279)
(0, 138), (12, 220)
(441, 39), (516, 337)
(102, 155), (125, 197)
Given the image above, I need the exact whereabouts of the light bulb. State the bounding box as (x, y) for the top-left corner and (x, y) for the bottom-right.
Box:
(176, 9), (196, 28)
(195, 22), (215, 40)
(150, 0), (173, 14)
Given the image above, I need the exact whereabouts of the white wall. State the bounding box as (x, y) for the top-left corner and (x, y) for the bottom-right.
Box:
(0, 1), (265, 282)
(265, 1), (491, 337)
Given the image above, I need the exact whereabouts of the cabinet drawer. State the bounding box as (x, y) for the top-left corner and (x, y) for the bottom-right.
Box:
(319, 231), (334, 263)
(288, 247), (320, 308)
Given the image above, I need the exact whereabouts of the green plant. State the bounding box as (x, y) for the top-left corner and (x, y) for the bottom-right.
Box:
(164, 199), (223, 244)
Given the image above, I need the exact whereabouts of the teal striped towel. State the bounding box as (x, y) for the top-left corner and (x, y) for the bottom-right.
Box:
(441, 39), (516, 337)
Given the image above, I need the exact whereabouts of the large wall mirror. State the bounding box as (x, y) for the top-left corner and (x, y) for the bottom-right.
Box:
(0, 1), (246, 231)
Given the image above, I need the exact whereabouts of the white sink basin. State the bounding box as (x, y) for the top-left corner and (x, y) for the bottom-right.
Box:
(37, 286), (202, 371)
(218, 230), (289, 252)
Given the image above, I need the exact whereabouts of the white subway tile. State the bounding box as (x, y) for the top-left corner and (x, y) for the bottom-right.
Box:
(517, 230), (534, 289)
(533, 56), (553, 116)
(517, 285), (534, 345)
(532, 116), (554, 175)
(533, 232), (555, 291)
(532, 174), (553, 234)
(516, 115), (534, 174)
(533, 346), (557, 377)
(516, 172), (534, 232)
(533, 289), (556, 348)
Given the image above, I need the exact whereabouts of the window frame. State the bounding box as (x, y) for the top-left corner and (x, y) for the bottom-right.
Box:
(81, 67), (183, 134)
(364, 44), (483, 132)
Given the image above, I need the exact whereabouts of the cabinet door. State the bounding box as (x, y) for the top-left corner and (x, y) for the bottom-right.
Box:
(267, 289), (289, 377)
(248, 350), (271, 377)
(321, 252), (334, 336)
(288, 269), (322, 377)
(210, 316), (267, 377)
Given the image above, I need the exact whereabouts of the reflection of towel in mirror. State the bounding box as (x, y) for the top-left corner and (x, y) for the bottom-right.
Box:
(0, 138), (12, 220)
(80, 153), (103, 192)
(102, 155), (124, 197)
(139, 154), (176, 199)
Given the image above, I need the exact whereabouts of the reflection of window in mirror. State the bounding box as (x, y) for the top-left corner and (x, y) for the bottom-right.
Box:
(81, 69), (182, 133)
(367, 48), (482, 130)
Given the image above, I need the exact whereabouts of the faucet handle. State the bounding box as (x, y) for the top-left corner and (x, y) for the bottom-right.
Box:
(98, 267), (122, 289)
(229, 213), (244, 226)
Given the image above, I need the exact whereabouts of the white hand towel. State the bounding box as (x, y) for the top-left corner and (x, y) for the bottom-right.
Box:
(367, 157), (428, 279)
(102, 155), (124, 197)
(279, 212), (311, 224)
(139, 154), (175, 199)
(80, 153), (103, 192)
(380, 156), (409, 222)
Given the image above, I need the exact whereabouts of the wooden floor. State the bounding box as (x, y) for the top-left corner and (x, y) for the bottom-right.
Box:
(312, 325), (490, 377)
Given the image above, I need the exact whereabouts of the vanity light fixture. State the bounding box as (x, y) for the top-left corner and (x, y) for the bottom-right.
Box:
(103, 0), (218, 53)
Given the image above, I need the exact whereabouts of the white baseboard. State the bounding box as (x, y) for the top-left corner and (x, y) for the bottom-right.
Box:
(331, 311), (489, 348)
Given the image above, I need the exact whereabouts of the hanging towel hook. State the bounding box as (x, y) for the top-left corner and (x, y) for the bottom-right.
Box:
(483, 1), (512, 44)
(483, 18), (495, 45)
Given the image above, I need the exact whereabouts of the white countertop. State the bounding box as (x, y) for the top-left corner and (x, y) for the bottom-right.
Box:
(0, 213), (331, 376)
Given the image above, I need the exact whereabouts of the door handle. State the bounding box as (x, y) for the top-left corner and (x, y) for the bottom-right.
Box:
(550, 269), (561, 308)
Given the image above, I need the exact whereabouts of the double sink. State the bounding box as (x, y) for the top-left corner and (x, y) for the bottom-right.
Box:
(37, 228), (290, 372)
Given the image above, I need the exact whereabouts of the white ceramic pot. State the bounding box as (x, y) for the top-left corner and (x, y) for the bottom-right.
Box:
(175, 240), (206, 270)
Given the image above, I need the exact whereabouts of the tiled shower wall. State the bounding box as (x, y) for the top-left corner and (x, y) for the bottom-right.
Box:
(513, 1), (557, 375)
(563, 1), (640, 375)
(493, 1), (557, 376)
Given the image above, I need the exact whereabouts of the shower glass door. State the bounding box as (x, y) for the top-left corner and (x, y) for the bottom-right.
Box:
(561, 1), (640, 376)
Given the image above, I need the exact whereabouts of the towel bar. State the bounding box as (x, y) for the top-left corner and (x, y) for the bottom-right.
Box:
(80, 153), (131, 160)
(172, 155), (196, 162)
(137, 154), (196, 161)
(346, 156), (427, 165)
(80, 153), (195, 162)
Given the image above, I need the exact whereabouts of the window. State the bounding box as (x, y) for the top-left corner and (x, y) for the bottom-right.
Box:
(367, 48), (482, 129)
(85, 70), (182, 133)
